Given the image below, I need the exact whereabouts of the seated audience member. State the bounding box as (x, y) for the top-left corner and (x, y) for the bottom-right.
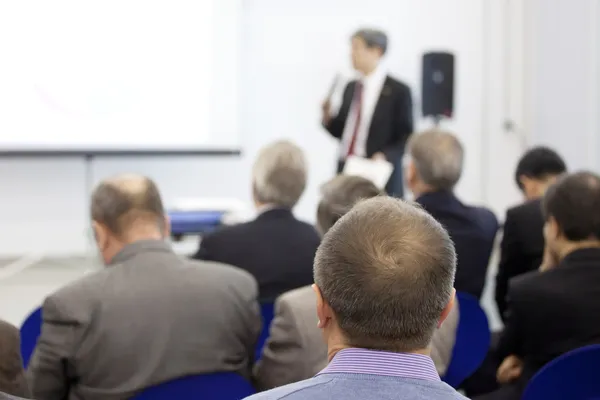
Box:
(27, 174), (260, 400)
(0, 320), (29, 398)
(495, 146), (566, 320)
(194, 140), (320, 301)
(254, 175), (381, 390)
(479, 172), (600, 400)
(246, 197), (466, 400)
(406, 129), (499, 299)
(255, 176), (460, 390)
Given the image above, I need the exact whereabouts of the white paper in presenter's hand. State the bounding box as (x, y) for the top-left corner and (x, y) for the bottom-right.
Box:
(343, 156), (394, 189)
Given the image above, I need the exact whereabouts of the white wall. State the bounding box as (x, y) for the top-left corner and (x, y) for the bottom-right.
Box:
(0, 0), (523, 256)
(525, 0), (600, 171)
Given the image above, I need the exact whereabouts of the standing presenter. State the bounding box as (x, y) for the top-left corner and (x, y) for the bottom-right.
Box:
(322, 28), (414, 197)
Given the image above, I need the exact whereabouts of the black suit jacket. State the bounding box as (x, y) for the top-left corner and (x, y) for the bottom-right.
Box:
(495, 199), (545, 320)
(497, 248), (600, 392)
(193, 208), (321, 302)
(416, 191), (499, 299)
(325, 76), (413, 161)
(325, 76), (413, 196)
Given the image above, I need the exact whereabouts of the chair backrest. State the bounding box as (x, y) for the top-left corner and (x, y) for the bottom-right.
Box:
(522, 344), (600, 400)
(133, 373), (255, 400)
(442, 291), (491, 388)
(20, 307), (42, 368)
(255, 302), (275, 361)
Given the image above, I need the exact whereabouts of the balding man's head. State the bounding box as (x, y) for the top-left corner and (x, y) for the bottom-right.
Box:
(314, 196), (456, 353)
(406, 130), (464, 193)
(91, 174), (166, 263)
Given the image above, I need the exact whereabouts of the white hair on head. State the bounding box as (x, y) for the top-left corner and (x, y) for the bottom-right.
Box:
(252, 140), (307, 208)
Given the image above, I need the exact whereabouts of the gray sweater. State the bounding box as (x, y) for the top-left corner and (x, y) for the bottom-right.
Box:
(245, 373), (468, 400)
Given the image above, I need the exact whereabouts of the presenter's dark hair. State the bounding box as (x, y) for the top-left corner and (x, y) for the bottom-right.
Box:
(314, 197), (456, 352)
(352, 28), (388, 55)
(515, 146), (566, 190)
(542, 171), (600, 241)
(91, 174), (165, 236)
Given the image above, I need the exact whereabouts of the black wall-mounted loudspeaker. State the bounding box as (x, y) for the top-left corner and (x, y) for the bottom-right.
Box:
(421, 52), (455, 118)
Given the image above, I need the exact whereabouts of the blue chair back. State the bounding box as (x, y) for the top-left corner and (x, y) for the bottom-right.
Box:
(133, 373), (255, 399)
(20, 307), (42, 368)
(255, 303), (275, 361)
(522, 344), (600, 400)
(442, 292), (491, 388)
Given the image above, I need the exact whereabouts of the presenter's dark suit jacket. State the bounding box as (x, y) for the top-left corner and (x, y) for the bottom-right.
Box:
(324, 76), (413, 197)
(495, 199), (545, 321)
(194, 208), (321, 302)
(27, 240), (260, 400)
(489, 248), (600, 400)
(416, 191), (499, 299)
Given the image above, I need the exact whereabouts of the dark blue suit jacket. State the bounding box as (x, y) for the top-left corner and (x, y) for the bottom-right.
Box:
(416, 191), (499, 299)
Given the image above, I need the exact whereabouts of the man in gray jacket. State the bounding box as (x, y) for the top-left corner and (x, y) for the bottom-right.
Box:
(254, 176), (459, 390)
(247, 197), (466, 400)
(27, 174), (261, 400)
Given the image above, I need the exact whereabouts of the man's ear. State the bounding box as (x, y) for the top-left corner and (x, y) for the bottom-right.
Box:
(313, 284), (328, 329)
(438, 289), (456, 328)
(405, 159), (417, 187)
(162, 215), (171, 239)
(92, 221), (109, 251)
(547, 216), (561, 240)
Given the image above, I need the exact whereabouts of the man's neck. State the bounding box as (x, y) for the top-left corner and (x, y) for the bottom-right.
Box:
(411, 183), (442, 199)
(255, 203), (280, 214)
(360, 62), (380, 77)
(105, 233), (164, 265)
(558, 240), (600, 261)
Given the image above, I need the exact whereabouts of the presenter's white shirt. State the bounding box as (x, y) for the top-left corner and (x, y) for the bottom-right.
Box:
(339, 64), (388, 160)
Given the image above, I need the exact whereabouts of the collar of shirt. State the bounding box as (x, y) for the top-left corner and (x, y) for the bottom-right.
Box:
(317, 348), (440, 381)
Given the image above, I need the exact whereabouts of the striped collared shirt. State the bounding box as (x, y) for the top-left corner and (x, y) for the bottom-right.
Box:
(317, 348), (440, 382)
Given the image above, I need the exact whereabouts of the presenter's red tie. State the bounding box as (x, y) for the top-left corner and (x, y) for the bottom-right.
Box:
(346, 81), (363, 157)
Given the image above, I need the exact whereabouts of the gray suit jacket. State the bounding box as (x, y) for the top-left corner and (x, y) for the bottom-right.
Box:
(254, 287), (327, 390)
(0, 320), (29, 398)
(254, 286), (459, 389)
(27, 240), (261, 400)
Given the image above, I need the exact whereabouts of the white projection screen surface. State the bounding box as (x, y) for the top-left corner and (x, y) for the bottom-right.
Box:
(0, 1), (239, 153)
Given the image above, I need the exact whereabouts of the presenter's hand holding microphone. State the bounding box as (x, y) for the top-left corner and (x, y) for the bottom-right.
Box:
(321, 74), (339, 126)
(321, 98), (332, 126)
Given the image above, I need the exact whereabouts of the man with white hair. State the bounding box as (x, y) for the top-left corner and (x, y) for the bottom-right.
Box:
(406, 130), (499, 299)
(194, 140), (320, 302)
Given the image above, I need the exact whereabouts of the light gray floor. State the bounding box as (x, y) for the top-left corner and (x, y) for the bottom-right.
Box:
(0, 238), (503, 331)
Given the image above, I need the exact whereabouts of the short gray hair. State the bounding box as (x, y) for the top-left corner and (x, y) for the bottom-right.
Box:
(314, 197), (456, 352)
(352, 28), (388, 54)
(252, 140), (307, 208)
(316, 175), (382, 235)
(408, 130), (464, 191)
